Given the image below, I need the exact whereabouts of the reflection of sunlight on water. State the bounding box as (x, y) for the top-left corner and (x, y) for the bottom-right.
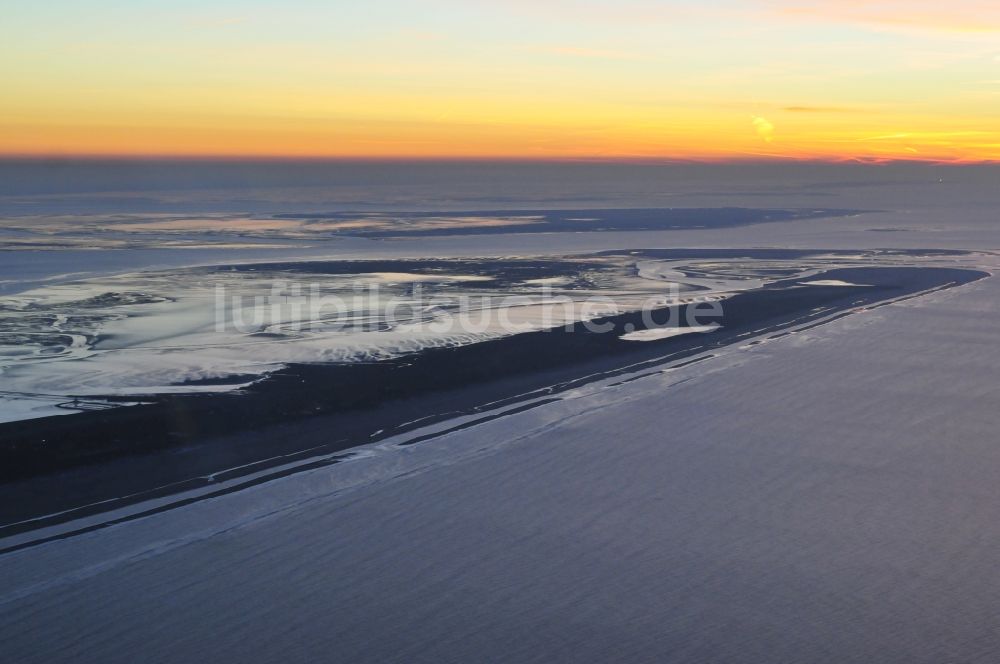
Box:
(0, 213), (549, 251)
(620, 323), (720, 342)
(799, 279), (868, 287)
(0, 250), (945, 422)
(367, 272), (495, 283)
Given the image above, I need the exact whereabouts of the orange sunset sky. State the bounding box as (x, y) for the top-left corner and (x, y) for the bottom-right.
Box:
(2, 0), (999, 162)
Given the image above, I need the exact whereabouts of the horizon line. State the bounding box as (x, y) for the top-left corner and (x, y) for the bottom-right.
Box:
(0, 153), (997, 166)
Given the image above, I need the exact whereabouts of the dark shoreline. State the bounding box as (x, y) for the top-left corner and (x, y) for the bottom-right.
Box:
(0, 263), (986, 538)
(271, 207), (863, 237)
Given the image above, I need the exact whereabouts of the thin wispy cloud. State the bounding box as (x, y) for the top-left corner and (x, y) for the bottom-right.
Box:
(544, 46), (646, 61)
(763, 0), (1000, 33)
(185, 17), (249, 30)
(783, 106), (863, 113)
(487, 0), (1000, 32)
(850, 130), (991, 142)
(487, 0), (717, 24)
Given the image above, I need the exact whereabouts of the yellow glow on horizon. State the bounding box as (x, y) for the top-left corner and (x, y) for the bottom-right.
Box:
(4, 106), (996, 163)
(2, 1), (999, 163)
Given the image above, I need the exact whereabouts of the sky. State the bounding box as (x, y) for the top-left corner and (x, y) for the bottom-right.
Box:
(1, 0), (999, 161)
